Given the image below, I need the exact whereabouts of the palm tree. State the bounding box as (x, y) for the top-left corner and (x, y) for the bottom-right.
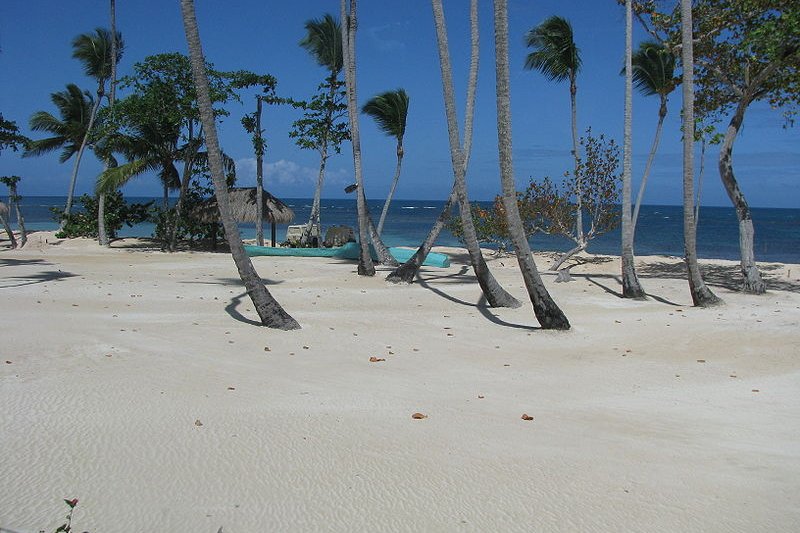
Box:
(24, 84), (94, 194)
(493, 0), (569, 328)
(361, 88), (409, 236)
(340, 0), (376, 275)
(629, 41), (677, 233)
(621, 0), (646, 299)
(68, 28), (122, 235)
(524, 16), (584, 251)
(680, 0), (721, 307)
(1, 176), (28, 248)
(179, 0), (299, 330)
(99, 0), (119, 245)
(430, 0), (520, 308)
(299, 13), (343, 246)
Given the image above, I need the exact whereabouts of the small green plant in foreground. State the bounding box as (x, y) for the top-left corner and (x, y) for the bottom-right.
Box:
(43, 498), (85, 533)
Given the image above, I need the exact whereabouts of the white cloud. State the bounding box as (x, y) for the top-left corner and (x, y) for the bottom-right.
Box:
(235, 158), (351, 187)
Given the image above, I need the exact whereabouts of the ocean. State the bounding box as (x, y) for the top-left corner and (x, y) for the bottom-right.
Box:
(6, 196), (800, 264)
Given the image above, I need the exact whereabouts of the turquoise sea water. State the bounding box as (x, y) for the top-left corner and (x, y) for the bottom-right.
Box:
(7, 196), (800, 264)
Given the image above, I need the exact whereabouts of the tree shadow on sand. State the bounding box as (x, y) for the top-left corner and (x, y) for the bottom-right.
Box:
(636, 261), (800, 293)
(415, 266), (538, 331)
(0, 257), (77, 289)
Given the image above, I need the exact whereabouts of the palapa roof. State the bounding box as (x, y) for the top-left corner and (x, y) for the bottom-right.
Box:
(0, 201), (8, 218)
(192, 187), (294, 225)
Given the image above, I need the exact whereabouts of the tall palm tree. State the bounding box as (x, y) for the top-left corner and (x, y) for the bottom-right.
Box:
(24, 84), (94, 185)
(621, 0), (646, 299)
(340, 0), (375, 275)
(629, 41), (677, 233)
(299, 13), (343, 246)
(99, 0), (119, 245)
(493, 0), (569, 328)
(525, 16), (584, 250)
(68, 27), (122, 234)
(680, 0), (721, 307)
(361, 88), (409, 236)
(0, 176), (26, 247)
(430, 0), (520, 308)
(180, 0), (299, 330)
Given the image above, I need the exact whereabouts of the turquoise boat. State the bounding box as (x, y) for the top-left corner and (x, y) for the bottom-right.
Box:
(244, 242), (450, 268)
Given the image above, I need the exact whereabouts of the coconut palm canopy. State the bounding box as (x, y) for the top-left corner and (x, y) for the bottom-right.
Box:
(192, 187), (294, 224)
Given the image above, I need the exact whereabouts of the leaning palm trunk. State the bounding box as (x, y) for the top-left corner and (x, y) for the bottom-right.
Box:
(680, 0), (721, 308)
(632, 95), (667, 235)
(386, 185), (455, 283)
(180, 0), (300, 330)
(493, 0), (568, 328)
(63, 96), (102, 227)
(7, 183), (27, 247)
(0, 202), (17, 249)
(366, 210), (398, 265)
(340, 0), (375, 276)
(376, 140), (403, 236)
(431, 0), (520, 308)
(620, 0), (645, 298)
(719, 95), (767, 294)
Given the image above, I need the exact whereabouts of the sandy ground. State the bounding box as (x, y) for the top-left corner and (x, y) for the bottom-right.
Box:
(1, 231), (799, 533)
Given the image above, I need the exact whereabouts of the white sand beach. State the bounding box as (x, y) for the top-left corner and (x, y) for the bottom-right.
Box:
(2, 232), (799, 532)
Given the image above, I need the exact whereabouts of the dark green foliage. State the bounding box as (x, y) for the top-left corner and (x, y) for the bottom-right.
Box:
(53, 191), (151, 239)
(524, 16), (581, 81)
(289, 75), (350, 155)
(0, 114), (30, 154)
(629, 41), (678, 97)
(72, 27), (124, 90)
(24, 84), (94, 162)
(299, 13), (343, 74)
(361, 89), (409, 140)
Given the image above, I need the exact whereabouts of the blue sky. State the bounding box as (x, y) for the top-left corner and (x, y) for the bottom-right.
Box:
(1, 1), (797, 207)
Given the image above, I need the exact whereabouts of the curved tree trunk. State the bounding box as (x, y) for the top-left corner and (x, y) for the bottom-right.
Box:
(550, 241), (587, 272)
(493, 0), (569, 329)
(0, 205), (17, 249)
(63, 95), (103, 228)
(621, 0), (645, 299)
(719, 97), (766, 294)
(181, 0), (300, 330)
(341, 0), (375, 276)
(376, 140), (403, 236)
(680, 0), (721, 308)
(632, 97), (667, 236)
(431, 0), (520, 308)
(12, 192), (27, 248)
(366, 210), (398, 266)
(386, 185), (455, 283)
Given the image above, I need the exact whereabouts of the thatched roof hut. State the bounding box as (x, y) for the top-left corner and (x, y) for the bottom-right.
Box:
(192, 187), (294, 246)
(192, 187), (294, 224)
(0, 201), (8, 219)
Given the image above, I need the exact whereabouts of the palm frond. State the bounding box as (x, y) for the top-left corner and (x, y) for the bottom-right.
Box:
(361, 89), (409, 140)
(96, 158), (151, 193)
(22, 136), (68, 158)
(629, 41), (677, 97)
(299, 13), (343, 74)
(72, 27), (124, 82)
(524, 16), (581, 82)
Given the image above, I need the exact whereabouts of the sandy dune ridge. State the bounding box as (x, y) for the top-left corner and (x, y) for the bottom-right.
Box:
(1, 232), (799, 532)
